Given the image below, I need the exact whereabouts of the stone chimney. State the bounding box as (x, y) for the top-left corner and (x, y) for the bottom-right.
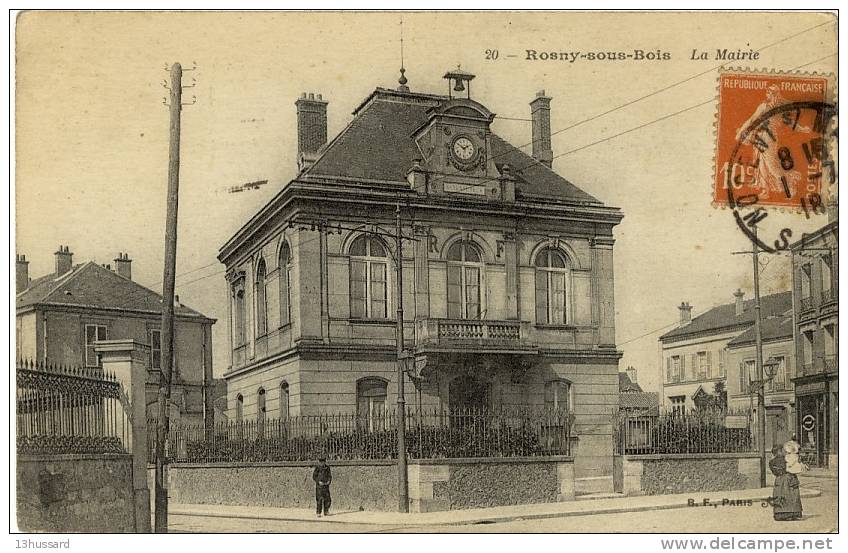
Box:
(295, 92), (328, 172)
(626, 366), (637, 384)
(114, 252), (132, 280)
(530, 90), (553, 168)
(16, 254), (29, 294)
(734, 289), (745, 316)
(678, 301), (693, 327)
(54, 245), (73, 277)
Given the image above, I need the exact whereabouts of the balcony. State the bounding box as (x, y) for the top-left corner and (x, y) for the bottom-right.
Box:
(824, 355), (837, 373)
(414, 318), (535, 353)
(799, 297), (815, 313)
(821, 288), (837, 306)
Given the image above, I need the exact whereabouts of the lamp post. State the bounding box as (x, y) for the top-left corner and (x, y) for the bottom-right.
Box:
(749, 356), (779, 484)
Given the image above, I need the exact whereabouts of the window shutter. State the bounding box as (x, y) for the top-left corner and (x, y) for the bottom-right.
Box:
(447, 265), (462, 319)
(666, 357), (672, 383)
(689, 353), (698, 380)
(350, 260), (367, 318)
(535, 270), (548, 324)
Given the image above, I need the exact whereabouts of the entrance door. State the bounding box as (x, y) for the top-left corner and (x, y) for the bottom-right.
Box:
(797, 394), (827, 467)
(448, 374), (491, 412)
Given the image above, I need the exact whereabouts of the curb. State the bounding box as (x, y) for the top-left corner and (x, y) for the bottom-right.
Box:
(170, 488), (822, 527)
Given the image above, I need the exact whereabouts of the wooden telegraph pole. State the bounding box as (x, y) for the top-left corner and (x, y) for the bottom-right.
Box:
(154, 62), (183, 533)
(751, 226), (767, 488)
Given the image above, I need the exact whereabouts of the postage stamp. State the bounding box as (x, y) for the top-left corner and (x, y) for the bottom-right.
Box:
(713, 70), (834, 212)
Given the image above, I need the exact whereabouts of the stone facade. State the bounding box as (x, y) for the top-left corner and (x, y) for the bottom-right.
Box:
(152, 457), (574, 513)
(17, 454), (136, 532)
(614, 454), (760, 496)
(790, 219), (838, 467)
(219, 75), (623, 484)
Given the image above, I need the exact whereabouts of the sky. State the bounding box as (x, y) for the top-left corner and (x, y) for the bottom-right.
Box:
(15, 11), (837, 394)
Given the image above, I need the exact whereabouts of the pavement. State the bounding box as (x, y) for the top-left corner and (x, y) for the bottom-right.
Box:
(170, 486), (822, 528)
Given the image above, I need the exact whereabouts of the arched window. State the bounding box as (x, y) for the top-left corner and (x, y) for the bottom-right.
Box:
(255, 258), (268, 336)
(356, 377), (387, 432)
(544, 380), (572, 412)
(534, 248), (570, 325)
(279, 241), (292, 326)
(349, 235), (389, 319)
(280, 381), (290, 418)
(232, 282), (246, 346)
(235, 393), (244, 422)
(257, 388), (266, 428)
(446, 240), (482, 319)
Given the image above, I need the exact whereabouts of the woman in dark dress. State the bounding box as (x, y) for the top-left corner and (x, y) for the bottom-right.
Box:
(770, 445), (802, 521)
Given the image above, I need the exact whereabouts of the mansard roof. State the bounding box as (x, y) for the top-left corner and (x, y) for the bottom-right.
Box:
(301, 88), (602, 204)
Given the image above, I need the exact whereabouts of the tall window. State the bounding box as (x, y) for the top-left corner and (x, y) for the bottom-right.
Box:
(446, 240), (482, 319)
(84, 324), (107, 367)
(672, 355), (682, 382)
(718, 348), (728, 377)
(280, 381), (290, 418)
(770, 356), (787, 392)
(255, 258), (268, 337)
(802, 330), (814, 369)
(232, 280), (246, 347)
(150, 329), (162, 370)
(544, 380), (571, 411)
(801, 263), (812, 299)
(349, 235), (388, 319)
(670, 395), (685, 416)
(235, 394), (244, 423)
(257, 388), (266, 427)
(534, 248), (569, 324)
(740, 359), (755, 392)
(279, 241), (292, 326)
(696, 351), (711, 379)
(821, 254), (833, 294)
(357, 378), (387, 432)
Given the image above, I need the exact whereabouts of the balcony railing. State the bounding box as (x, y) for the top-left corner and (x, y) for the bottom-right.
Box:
(824, 355), (837, 373)
(799, 297), (815, 313)
(821, 288), (838, 306)
(415, 318), (530, 350)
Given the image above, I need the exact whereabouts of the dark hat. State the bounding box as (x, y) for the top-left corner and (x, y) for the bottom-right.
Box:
(318, 456), (327, 462)
(772, 445), (784, 456)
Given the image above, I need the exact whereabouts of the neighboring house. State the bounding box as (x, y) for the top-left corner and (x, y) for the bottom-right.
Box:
(15, 247), (216, 425)
(790, 211), (838, 468)
(726, 313), (795, 451)
(618, 367), (659, 414)
(658, 289), (793, 414)
(218, 69), (623, 488)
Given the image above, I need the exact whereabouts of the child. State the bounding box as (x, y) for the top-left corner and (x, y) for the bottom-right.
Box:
(783, 440), (807, 474)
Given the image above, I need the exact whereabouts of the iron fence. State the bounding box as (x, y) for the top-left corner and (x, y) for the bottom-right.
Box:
(151, 407), (573, 463)
(615, 408), (755, 455)
(16, 359), (130, 455)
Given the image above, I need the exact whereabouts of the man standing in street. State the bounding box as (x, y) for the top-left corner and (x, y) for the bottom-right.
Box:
(312, 457), (332, 517)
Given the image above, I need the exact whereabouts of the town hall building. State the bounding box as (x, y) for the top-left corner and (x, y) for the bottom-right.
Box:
(218, 69), (623, 489)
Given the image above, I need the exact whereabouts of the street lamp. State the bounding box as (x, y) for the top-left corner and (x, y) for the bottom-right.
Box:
(749, 356), (780, 481)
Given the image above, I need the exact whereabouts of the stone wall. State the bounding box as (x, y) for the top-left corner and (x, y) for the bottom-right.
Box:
(17, 454), (137, 532)
(154, 457), (575, 513)
(152, 461), (397, 512)
(614, 454), (760, 496)
(408, 457), (574, 513)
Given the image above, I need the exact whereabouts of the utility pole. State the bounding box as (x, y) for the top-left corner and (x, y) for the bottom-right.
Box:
(751, 225), (767, 488)
(154, 62), (182, 533)
(395, 202), (409, 513)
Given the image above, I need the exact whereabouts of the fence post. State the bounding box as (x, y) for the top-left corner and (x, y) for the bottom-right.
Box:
(96, 339), (152, 533)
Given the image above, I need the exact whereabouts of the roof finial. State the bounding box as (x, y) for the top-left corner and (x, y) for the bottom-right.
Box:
(397, 17), (409, 92)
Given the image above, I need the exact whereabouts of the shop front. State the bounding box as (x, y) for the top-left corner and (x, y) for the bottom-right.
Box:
(793, 375), (837, 468)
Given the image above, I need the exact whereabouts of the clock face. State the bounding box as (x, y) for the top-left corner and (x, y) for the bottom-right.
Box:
(452, 137), (476, 161)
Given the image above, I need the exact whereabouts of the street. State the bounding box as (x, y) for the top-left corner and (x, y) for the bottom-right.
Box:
(169, 478), (837, 534)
